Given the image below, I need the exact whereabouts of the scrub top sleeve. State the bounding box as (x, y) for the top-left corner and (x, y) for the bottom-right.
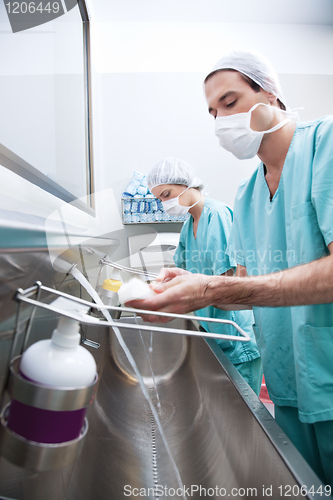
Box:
(173, 241), (187, 270)
(226, 209), (246, 267)
(311, 118), (333, 247)
(208, 209), (236, 275)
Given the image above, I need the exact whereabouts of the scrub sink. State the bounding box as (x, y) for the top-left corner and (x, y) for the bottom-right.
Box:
(0, 316), (326, 499)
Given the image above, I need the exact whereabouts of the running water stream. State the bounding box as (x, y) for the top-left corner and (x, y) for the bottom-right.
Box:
(134, 314), (161, 414)
(70, 267), (187, 500)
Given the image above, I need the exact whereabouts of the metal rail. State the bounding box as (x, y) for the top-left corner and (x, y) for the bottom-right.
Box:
(14, 283), (250, 343)
(101, 257), (158, 281)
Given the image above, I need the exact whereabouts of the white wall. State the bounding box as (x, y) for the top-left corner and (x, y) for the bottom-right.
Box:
(1, 0), (333, 260)
(88, 8), (333, 217)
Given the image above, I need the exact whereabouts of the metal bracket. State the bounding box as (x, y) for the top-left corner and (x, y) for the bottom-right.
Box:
(14, 282), (251, 343)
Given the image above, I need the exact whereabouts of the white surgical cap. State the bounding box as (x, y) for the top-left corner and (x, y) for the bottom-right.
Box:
(148, 157), (204, 191)
(205, 50), (287, 109)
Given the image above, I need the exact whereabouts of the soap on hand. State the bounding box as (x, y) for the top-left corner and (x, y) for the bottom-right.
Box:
(117, 277), (156, 304)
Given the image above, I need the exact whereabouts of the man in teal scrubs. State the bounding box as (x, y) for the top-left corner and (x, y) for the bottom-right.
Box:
(128, 51), (333, 489)
(147, 157), (262, 395)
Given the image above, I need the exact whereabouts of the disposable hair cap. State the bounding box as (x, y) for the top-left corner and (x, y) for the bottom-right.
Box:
(205, 50), (287, 109)
(148, 157), (204, 191)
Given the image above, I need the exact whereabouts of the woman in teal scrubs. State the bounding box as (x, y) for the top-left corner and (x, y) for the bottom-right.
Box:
(147, 157), (262, 395)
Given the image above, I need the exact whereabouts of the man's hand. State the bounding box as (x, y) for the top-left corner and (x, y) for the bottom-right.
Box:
(154, 266), (190, 283)
(126, 243), (333, 323)
(126, 272), (212, 323)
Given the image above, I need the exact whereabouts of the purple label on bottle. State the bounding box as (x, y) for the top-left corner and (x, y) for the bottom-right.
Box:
(7, 370), (88, 444)
(7, 399), (86, 444)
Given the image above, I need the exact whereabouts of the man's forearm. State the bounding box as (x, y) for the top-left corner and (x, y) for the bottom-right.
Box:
(207, 254), (333, 309)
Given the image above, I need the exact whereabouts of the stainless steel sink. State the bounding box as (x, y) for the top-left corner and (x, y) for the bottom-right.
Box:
(0, 316), (325, 499)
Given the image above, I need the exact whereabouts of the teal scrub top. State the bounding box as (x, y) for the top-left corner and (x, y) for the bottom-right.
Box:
(173, 197), (260, 365)
(227, 116), (333, 423)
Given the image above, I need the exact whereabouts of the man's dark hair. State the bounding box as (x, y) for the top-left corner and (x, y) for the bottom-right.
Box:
(205, 69), (286, 111)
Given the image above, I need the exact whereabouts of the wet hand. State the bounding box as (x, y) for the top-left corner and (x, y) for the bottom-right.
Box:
(154, 267), (190, 283)
(125, 273), (212, 323)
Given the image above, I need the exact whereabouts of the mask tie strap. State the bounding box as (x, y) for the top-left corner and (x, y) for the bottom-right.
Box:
(265, 117), (291, 134)
(177, 186), (190, 199)
(249, 102), (293, 134)
(178, 186), (203, 210)
(187, 192), (203, 210)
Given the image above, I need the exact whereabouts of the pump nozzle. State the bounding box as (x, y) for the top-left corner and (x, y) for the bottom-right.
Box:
(52, 316), (81, 348)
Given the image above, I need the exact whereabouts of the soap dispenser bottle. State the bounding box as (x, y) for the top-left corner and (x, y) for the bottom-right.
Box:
(7, 315), (97, 444)
(98, 273), (122, 319)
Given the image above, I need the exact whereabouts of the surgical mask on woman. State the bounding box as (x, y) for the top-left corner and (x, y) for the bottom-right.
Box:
(215, 103), (294, 160)
(162, 187), (202, 216)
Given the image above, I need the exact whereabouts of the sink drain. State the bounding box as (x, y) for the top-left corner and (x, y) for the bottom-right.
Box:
(150, 388), (160, 499)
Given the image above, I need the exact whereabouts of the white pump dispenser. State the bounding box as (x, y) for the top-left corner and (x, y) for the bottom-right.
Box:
(20, 315), (97, 388)
(7, 297), (97, 444)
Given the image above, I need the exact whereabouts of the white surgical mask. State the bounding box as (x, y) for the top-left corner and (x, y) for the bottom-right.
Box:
(215, 103), (293, 160)
(162, 187), (202, 216)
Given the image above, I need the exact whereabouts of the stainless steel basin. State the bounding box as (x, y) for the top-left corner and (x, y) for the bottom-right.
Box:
(0, 316), (325, 499)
